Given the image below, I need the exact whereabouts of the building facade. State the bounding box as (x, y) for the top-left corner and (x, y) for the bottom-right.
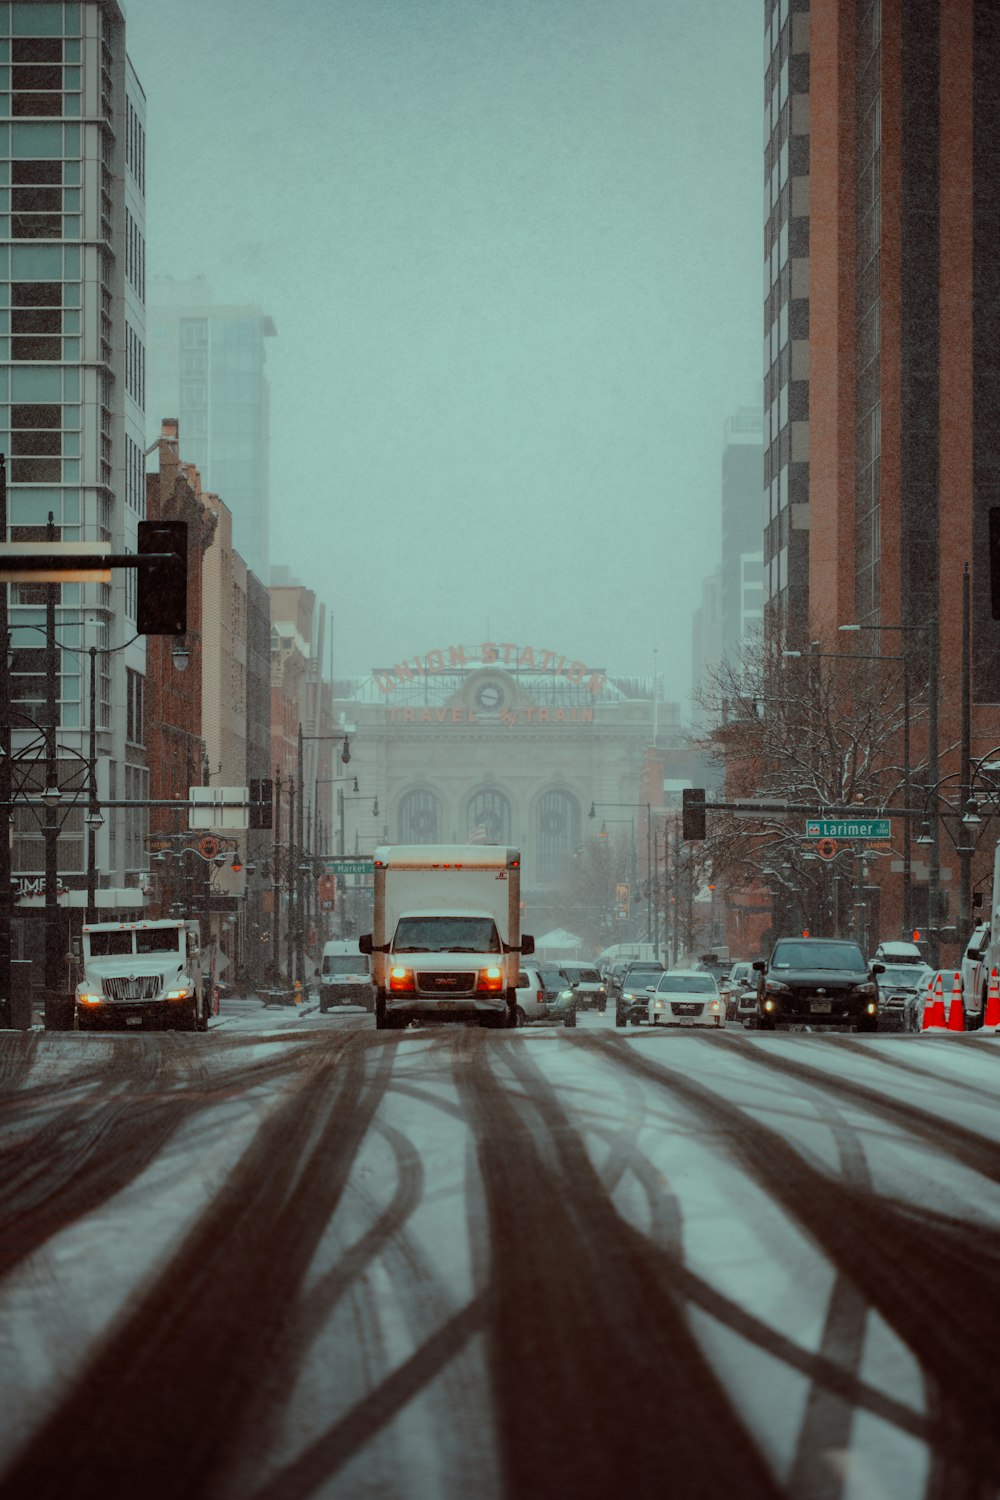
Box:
(0, 0), (148, 980)
(331, 643), (677, 939)
(768, 0), (1000, 954)
(146, 275), (276, 581)
(763, 0), (811, 641)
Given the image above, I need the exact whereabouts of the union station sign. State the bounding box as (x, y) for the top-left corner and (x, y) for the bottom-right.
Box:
(373, 642), (607, 698)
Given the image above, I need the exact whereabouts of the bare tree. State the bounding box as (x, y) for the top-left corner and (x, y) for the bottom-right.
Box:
(692, 626), (918, 936)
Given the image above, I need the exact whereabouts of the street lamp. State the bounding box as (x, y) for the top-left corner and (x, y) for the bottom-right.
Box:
(589, 800), (655, 941)
(839, 617), (938, 957)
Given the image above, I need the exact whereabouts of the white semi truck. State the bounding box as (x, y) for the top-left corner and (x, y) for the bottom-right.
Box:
(75, 918), (208, 1033)
(359, 845), (534, 1030)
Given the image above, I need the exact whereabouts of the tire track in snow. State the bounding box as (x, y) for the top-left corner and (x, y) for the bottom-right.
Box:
(0, 1032), (393, 1500)
(453, 1031), (784, 1500)
(577, 1031), (1000, 1492)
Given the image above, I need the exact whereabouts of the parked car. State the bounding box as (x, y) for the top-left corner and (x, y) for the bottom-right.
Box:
(616, 962), (667, 1026)
(961, 921), (991, 1024)
(557, 962), (607, 1012)
(514, 966), (576, 1027)
(875, 961), (934, 1032)
(722, 960), (755, 1021)
(607, 963), (630, 1000)
(646, 970), (726, 1029)
(753, 938), (883, 1031)
(874, 939), (926, 966)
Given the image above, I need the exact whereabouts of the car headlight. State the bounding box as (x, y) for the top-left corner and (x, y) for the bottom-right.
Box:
(559, 988), (575, 1001)
(764, 980), (789, 996)
(855, 982), (877, 997)
(709, 1000), (721, 1012)
(653, 999), (665, 1009)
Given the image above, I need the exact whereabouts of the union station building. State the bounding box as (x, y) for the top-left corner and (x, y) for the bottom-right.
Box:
(331, 640), (695, 925)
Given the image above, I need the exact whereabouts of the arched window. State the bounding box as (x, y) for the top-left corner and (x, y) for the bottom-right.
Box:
(536, 790), (580, 882)
(398, 789), (441, 844)
(466, 789), (511, 844)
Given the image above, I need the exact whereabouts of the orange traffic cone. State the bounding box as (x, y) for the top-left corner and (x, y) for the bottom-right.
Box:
(947, 971), (966, 1032)
(922, 972), (947, 1030)
(983, 968), (1000, 1032)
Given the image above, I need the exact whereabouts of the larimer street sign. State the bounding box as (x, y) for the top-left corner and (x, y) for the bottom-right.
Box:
(805, 818), (891, 840)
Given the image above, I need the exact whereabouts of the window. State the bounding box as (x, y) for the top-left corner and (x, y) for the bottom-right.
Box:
(126, 669), (144, 747)
(397, 788), (441, 844)
(467, 789), (511, 845)
(536, 790), (581, 883)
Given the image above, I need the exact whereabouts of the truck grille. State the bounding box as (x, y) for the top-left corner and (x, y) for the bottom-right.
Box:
(103, 975), (161, 1002)
(417, 972), (476, 995)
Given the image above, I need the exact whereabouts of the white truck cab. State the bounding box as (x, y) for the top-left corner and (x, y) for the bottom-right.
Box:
(75, 919), (208, 1032)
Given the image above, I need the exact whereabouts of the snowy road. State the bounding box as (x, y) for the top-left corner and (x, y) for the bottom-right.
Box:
(2, 1005), (1000, 1499)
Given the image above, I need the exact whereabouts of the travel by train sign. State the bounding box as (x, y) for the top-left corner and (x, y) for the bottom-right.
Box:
(805, 818), (891, 840)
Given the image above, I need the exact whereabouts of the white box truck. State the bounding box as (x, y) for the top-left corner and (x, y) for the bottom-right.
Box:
(359, 845), (534, 1030)
(75, 918), (208, 1032)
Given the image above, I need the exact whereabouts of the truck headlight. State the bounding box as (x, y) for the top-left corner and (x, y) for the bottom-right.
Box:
(476, 966), (504, 993)
(77, 993), (102, 1006)
(166, 988), (192, 1000)
(389, 966), (416, 994)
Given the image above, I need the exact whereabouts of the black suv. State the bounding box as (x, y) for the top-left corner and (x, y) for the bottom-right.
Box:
(753, 938), (883, 1032)
(616, 962), (667, 1026)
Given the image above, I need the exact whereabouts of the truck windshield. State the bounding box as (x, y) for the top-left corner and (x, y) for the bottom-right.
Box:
(88, 932), (135, 957)
(393, 916), (502, 954)
(136, 929), (180, 954)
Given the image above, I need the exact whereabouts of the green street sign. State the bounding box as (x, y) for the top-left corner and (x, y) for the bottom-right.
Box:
(804, 818), (891, 840)
(324, 858), (374, 876)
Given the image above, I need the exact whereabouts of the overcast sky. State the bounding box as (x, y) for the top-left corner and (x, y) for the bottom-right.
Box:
(124, 0), (762, 705)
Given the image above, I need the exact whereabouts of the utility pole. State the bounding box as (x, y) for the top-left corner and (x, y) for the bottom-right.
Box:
(272, 765), (281, 980)
(43, 513), (66, 1030)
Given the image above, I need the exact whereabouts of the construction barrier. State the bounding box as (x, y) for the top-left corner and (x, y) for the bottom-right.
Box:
(983, 968), (1000, 1033)
(921, 972), (947, 1031)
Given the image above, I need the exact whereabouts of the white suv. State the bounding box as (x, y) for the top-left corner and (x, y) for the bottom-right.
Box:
(515, 967), (576, 1027)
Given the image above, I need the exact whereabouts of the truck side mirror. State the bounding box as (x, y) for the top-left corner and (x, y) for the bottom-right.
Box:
(752, 959), (766, 972)
(521, 934), (535, 956)
(871, 961), (885, 975)
(358, 933), (373, 955)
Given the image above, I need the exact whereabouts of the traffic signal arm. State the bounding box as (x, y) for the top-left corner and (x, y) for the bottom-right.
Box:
(0, 521), (188, 637)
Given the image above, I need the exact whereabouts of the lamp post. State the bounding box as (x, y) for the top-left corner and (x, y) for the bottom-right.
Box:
(840, 617), (938, 959)
(783, 640), (909, 928)
(589, 800), (654, 940)
(297, 724), (351, 959)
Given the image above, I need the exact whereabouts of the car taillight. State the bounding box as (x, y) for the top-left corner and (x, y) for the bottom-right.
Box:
(536, 989), (544, 1003)
(389, 966), (415, 993)
(477, 966), (504, 993)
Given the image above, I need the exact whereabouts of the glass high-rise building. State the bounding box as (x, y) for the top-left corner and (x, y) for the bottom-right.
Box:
(0, 0), (148, 928)
(146, 276), (276, 581)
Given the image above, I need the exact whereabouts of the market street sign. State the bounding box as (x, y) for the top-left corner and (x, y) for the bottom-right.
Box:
(805, 818), (891, 840)
(324, 858), (374, 876)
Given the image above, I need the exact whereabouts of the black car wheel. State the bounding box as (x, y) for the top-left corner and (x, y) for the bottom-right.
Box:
(615, 1013), (626, 1028)
(757, 1012), (775, 1031)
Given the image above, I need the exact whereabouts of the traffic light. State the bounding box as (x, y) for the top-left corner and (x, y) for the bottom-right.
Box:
(137, 520), (187, 635)
(250, 777), (273, 830)
(682, 787), (706, 840)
